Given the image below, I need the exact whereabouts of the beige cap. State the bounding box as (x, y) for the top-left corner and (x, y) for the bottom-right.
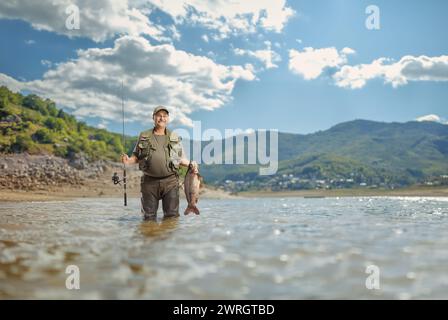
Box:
(153, 105), (169, 116)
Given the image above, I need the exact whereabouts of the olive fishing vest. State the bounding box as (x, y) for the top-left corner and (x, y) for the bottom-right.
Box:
(135, 128), (183, 174)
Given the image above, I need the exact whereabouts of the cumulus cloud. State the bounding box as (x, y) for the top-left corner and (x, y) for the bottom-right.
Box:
(415, 114), (447, 124)
(288, 47), (355, 80)
(334, 55), (448, 89)
(0, 35), (255, 127)
(0, 1), (295, 43)
(147, 0), (295, 39)
(332, 58), (387, 89)
(234, 41), (281, 70)
(0, 0), (167, 42)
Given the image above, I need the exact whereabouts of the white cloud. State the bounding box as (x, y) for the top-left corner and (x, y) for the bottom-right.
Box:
(24, 39), (35, 45)
(0, 35), (255, 127)
(0, 1), (295, 42)
(333, 58), (387, 89)
(201, 34), (209, 43)
(415, 114), (447, 124)
(148, 0), (295, 38)
(334, 55), (448, 89)
(97, 120), (109, 129)
(0, 73), (24, 92)
(234, 41), (281, 70)
(40, 60), (53, 68)
(167, 25), (181, 41)
(0, 0), (167, 42)
(288, 47), (355, 80)
(341, 47), (355, 55)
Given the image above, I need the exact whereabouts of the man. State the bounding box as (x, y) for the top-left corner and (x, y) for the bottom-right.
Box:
(121, 106), (198, 219)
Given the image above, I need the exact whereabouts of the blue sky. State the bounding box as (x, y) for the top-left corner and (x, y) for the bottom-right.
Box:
(1, 0), (447, 137)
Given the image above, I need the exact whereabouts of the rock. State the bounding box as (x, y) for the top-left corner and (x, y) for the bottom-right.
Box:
(69, 154), (88, 170)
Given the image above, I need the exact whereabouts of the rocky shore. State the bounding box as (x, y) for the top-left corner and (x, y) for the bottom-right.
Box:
(2, 154), (98, 190)
(0, 153), (236, 202)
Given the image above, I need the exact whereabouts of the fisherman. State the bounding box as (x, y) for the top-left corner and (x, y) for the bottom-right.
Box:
(121, 106), (198, 219)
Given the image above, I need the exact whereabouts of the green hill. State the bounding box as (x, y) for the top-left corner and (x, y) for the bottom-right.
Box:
(0, 86), (135, 161)
(199, 120), (448, 190)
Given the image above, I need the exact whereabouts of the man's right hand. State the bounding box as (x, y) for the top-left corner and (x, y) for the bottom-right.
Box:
(121, 153), (130, 164)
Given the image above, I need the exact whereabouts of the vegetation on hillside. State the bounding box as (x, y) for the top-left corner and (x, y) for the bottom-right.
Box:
(0, 86), (135, 161)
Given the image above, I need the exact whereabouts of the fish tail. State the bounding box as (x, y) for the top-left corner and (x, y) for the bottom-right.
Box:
(184, 205), (200, 215)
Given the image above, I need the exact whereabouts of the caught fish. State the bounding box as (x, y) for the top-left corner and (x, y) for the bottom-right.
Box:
(184, 163), (201, 215)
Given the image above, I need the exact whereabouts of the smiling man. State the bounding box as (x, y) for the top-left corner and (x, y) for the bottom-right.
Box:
(121, 106), (198, 219)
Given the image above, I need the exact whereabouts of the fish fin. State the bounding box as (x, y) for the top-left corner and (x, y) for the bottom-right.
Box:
(198, 174), (204, 188)
(184, 205), (200, 215)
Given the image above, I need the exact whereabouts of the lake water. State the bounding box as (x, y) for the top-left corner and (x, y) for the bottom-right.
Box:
(1, 196), (447, 299)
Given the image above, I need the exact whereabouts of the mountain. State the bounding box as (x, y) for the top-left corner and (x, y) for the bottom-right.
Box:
(199, 119), (448, 190)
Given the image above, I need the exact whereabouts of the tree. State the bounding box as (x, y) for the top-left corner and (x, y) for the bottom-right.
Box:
(0, 96), (7, 109)
(45, 117), (65, 131)
(46, 100), (58, 117)
(23, 94), (48, 115)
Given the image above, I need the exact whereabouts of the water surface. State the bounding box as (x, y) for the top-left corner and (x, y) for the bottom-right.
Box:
(1, 196), (447, 299)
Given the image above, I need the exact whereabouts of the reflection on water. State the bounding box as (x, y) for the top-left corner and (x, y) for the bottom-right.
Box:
(0, 196), (448, 299)
(139, 217), (179, 239)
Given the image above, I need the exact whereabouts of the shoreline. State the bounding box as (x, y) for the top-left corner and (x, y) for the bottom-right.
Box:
(1, 152), (447, 202)
(239, 186), (448, 198)
(0, 184), (238, 202)
(1, 186), (447, 202)
(0, 153), (239, 202)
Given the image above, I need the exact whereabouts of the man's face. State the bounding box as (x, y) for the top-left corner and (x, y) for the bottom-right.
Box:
(153, 110), (169, 127)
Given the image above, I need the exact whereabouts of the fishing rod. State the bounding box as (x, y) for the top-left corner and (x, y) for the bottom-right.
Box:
(122, 81), (127, 206)
(112, 81), (127, 206)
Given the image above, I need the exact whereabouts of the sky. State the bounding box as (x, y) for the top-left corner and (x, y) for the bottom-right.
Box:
(1, 0), (447, 137)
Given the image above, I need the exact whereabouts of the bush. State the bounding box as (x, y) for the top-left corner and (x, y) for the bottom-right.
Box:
(54, 144), (68, 157)
(10, 135), (35, 153)
(44, 117), (65, 131)
(32, 128), (54, 144)
(0, 96), (7, 109)
(46, 100), (58, 117)
(23, 94), (48, 115)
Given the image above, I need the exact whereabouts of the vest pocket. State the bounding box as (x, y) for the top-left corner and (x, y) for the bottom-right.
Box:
(137, 140), (150, 158)
(168, 142), (182, 169)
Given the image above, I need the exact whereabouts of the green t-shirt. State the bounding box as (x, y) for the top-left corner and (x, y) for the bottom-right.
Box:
(144, 134), (173, 178)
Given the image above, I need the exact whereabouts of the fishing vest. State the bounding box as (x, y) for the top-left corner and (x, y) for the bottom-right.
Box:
(135, 128), (183, 174)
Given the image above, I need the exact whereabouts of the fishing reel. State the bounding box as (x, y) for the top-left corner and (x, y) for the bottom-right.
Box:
(112, 172), (123, 185)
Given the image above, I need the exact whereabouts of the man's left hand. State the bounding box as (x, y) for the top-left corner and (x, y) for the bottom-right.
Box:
(190, 161), (199, 174)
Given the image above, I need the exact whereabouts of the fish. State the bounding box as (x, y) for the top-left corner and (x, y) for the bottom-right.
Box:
(183, 163), (201, 215)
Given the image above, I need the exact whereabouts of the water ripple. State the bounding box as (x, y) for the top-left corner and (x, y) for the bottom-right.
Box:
(1, 196), (447, 299)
